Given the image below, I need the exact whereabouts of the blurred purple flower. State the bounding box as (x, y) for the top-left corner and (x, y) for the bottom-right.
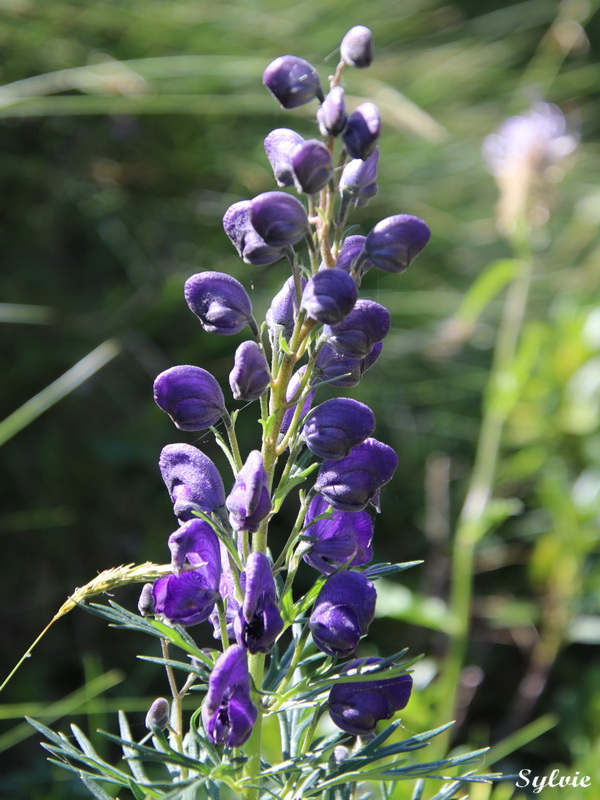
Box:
(303, 495), (373, 574)
(301, 268), (358, 325)
(234, 552), (284, 654)
(335, 235), (372, 279)
(281, 365), (316, 434)
(291, 139), (333, 194)
(145, 698), (170, 731)
(266, 275), (306, 340)
(313, 341), (382, 388)
(250, 191), (309, 248)
(264, 128), (305, 187)
(364, 214), (431, 273)
(263, 55), (323, 109)
(159, 443), (226, 523)
(309, 571), (376, 657)
(223, 200), (284, 266)
(340, 147), (379, 208)
(184, 271), (252, 335)
(340, 26), (374, 69)
(303, 398), (375, 460)
(324, 299), (390, 359)
(153, 365), (225, 431)
(201, 645), (258, 747)
(317, 86), (347, 137)
(229, 341), (271, 402)
(343, 102), (380, 160)
(226, 450), (271, 533)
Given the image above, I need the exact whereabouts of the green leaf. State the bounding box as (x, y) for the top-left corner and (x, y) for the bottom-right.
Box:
(79, 774), (116, 800)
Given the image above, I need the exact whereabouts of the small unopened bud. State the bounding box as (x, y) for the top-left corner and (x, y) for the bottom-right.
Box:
(264, 128), (305, 187)
(291, 139), (333, 195)
(263, 55), (324, 109)
(138, 583), (155, 617)
(145, 697), (170, 731)
(340, 26), (374, 69)
(343, 103), (381, 160)
(317, 87), (347, 137)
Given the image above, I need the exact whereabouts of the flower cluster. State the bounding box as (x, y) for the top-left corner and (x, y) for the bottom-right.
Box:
(145, 24), (429, 760)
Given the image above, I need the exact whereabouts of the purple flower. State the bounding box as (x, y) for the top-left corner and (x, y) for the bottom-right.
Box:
(301, 268), (358, 325)
(324, 299), (390, 359)
(266, 275), (306, 340)
(281, 365), (316, 434)
(313, 341), (382, 388)
(309, 571), (376, 657)
(229, 341), (270, 402)
(201, 645), (258, 747)
(264, 128), (305, 187)
(159, 443), (226, 522)
(340, 26), (374, 69)
(263, 55), (323, 109)
(317, 86), (347, 137)
(210, 541), (244, 641)
(343, 102), (380, 160)
(303, 398), (375, 460)
(234, 552), (284, 654)
(340, 148), (379, 208)
(145, 698), (170, 731)
(153, 365), (225, 431)
(303, 495), (373, 574)
(250, 191), (309, 248)
(364, 214), (431, 273)
(328, 658), (413, 735)
(184, 271), (252, 335)
(167, 518), (221, 575)
(314, 437), (398, 512)
(223, 200), (284, 266)
(226, 450), (271, 533)
(291, 139), (333, 194)
(335, 235), (372, 279)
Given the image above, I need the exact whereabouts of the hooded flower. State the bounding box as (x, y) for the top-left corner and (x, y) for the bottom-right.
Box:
(314, 437), (398, 512)
(263, 55), (323, 109)
(340, 26), (374, 69)
(324, 299), (390, 359)
(167, 518), (220, 575)
(309, 571), (376, 657)
(159, 443), (226, 523)
(210, 540), (244, 641)
(184, 271), (253, 335)
(250, 191), (309, 248)
(340, 148), (379, 208)
(291, 139), (333, 194)
(281, 365), (316, 435)
(303, 398), (375, 460)
(226, 450), (271, 533)
(317, 86), (347, 138)
(234, 552), (284, 654)
(303, 495), (373, 574)
(223, 200), (284, 266)
(153, 365), (225, 431)
(201, 645), (258, 747)
(313, 341), (382, 388)
(335, 235), (372, 278)
(343, 102), (380, 160)
(364, 214), (431, 273)
(266, 275), (307, 340)
(229, 341), (271, 402)
(301, 268), (358, 326)
(328, 657), (413, 735)
(264, 128), (305, 187)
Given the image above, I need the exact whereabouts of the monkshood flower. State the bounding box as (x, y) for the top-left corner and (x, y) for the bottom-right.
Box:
(184, 271), (252, 335)
(201, 644), (258, 747)
(250, 191), (309, 248)
(266, 275), (306, 340)
(328, 657), (413, 735)
(317, 86), (347, 137)
(234, 552), (284, 654)
(291, 139), (333, 194)
(167, 518), (220, 575)
(264, 128), (305, 187)
(364, 214), (431, 273)
(263, 55), (323, 109)
(303, 398), (375, 459)
(226, 450), (271, 533)
(154, 365), (225, 431)
(309, 571), (376, 657)
(303, 494), (373, 574)
(343, 102), (380, 160)
(335, 234), (373, 279)
(210, 541), (244, 641)
(313, 341), (382, 388)
(229, 341), (271, 402)
(340, 25), (374, 69)
(281, 365), (316, 434)
(300, 268), (358, 325)
(340, 147), (379, 208)
(160, 442), (226, 522)
(324, 299), (390, 359)
(314, 437), (398, 512)
(223, 200), (284, 266)
(145, 698), (170, 732)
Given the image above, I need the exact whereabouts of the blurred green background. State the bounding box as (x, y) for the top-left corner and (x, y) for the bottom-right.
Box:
(1, 0), (599, 797)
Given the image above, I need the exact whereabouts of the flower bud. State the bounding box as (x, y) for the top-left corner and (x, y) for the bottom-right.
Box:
(138, 583), (155, 617)
(343, 102), (381, 160)
(159, 443), (226, 522)
(301, 268), (357, 325)
(340, 26), (374, 68)
(202, 645), (258, 747)
(364, 214), (431, 273)
(340, 147), (379, 208)
(303, 494), (373, 574)
(145, 698), (170, 732)
(229, 341), (270, 402)
(313, 341), (382, 388)
(234, 552), (284, 654)
(281, 365), (316, 434)
(153, 365), (225, 431)
(223, 200), (284, 266)
(226, 450), (271, 533)
(266, 275), (306, 340)
(264, 128), (305, 187)
(250, 191), (309, 248)
(317, 86), (347, 137)
(304, 398), (375, 460)
(324, 299), (390, 359)
(310, 571), (376, 658)
(291, 139), (333, 194)
(263, 55), (323, 109)
(184, 271), (252, 335)
(335, 235), (372, 279)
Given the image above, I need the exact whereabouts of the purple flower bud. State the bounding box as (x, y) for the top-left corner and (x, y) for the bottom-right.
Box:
(153, 365), (225, 431)
(364, 214), (431, 273)
(340, 26), (374, 69)
(145, 698), (170, 731)
(313, 341), (382, 388)
(328, 657), (413, 735)
(234, 552), (284, 654)
(159, 443), (226, 523)
(138, 583), (155, 616)
(301, 268), (358, 325)
(210, 541), (244, 641)
(314, 437), (398, 512)
(152, 526), (221, 627)
(340, 147), (379, 207)
(324, 299), (390, 359)
(303, 495), (373, 574)
(229, 341), (270, 402)
(291, 139), (333, 194)
(343, 102), (381, 160)
(335, 235), (373, 279)
(263, 55), (323, 109)
(264, 128), (305, 187)
(304, 398), (375, 460)
(223, 200), (284, 266)
(202, 644), (258, 747)
(250, 191), (309, 248)
(281, 365), (316, 434)
(317, 86), (347, 137)
(266, 275), (306, 340)
(184, 271), (252, 335)
(310, 571), (376, 657)
(226, 450), (271, 533)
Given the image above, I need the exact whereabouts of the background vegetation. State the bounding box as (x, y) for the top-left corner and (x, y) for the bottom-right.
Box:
(1, 0), (599, 797)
